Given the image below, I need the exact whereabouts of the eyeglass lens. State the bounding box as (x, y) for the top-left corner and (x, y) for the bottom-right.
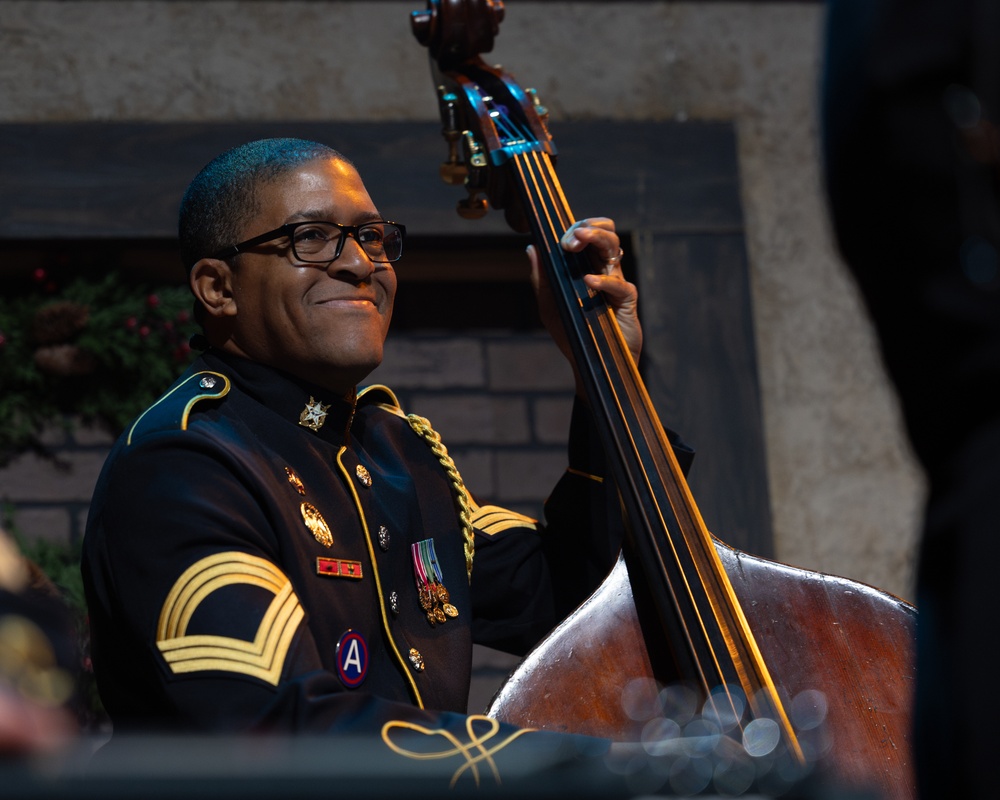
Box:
(292, 222), (403, 263)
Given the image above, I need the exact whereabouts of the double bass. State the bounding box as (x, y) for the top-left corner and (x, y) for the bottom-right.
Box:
(409, 2), (917, 797)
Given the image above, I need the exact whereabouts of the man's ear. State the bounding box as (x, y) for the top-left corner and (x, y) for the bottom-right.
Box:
(190, 258), (237, 318)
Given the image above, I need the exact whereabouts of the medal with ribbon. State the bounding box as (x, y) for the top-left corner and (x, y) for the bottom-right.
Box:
(411, 539), (458, 626)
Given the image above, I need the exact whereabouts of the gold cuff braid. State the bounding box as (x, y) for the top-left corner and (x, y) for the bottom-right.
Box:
(406, 413), (474, 582)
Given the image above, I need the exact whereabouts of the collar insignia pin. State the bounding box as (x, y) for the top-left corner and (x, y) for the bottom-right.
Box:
(299, 397), (331, 431)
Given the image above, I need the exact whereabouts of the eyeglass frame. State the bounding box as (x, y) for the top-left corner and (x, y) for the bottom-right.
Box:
(209, 220), (407, 265)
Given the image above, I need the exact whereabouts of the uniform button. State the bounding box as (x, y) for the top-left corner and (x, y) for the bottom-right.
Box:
(389, 591), (399, 615)
(355, 464), (372, 487)
(408, 648), (425, 672)
(378, 525), (390, 551)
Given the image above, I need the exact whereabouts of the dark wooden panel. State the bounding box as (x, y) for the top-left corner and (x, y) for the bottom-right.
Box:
(641, 232), (774, 557)
(0, 121), (742, 238)
(552, 121), (744, 233)
(0, 122), (456, 238)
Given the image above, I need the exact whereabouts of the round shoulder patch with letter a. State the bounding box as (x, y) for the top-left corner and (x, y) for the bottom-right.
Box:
(336, 630), (368, 688)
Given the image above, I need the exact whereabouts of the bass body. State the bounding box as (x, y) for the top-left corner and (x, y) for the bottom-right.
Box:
(489, 544), (916, 799)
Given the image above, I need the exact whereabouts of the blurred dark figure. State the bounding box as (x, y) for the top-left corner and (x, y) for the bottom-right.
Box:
(0, 529), (79, 753)
(822, 0), (1000, 795)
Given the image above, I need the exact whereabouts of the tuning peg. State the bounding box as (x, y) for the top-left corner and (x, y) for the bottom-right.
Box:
(440, 160), (468, 185)
(527, 88), (549, 125)
(463, 131), (488, 168)
(457, 191), (488, 220)
(435, 88), (470, 185)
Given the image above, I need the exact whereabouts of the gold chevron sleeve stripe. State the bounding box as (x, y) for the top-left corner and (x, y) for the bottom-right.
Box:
(156, 552), (304, 686)
(158, 553), (288, 640)
(158, 582), (298, 659)
(470, 505), (538, 536)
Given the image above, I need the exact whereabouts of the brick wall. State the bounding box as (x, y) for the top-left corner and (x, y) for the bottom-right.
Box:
(370, 331), (576, 519)
(0, 423), (115, 547)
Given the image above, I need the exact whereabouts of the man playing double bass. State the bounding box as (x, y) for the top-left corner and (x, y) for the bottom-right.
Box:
(82, 137), (692, 779)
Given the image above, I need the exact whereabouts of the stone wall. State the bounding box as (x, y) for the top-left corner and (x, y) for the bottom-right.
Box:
(0, 1), (924, 603)
(373, 332), (578, 516)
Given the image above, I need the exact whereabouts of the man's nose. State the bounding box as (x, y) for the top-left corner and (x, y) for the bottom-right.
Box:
(328, 234), (375, 279)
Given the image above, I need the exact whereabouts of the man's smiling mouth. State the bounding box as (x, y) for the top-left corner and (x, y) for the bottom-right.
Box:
(316, 297), (377, 308)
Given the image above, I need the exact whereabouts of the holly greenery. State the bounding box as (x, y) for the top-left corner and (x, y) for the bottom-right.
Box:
(0, 266), (198, 464)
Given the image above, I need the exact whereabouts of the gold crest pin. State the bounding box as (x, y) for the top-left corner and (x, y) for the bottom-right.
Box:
(299, 397), (330, 431)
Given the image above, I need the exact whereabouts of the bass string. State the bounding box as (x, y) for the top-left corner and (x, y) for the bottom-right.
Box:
(509, 146), (750, 726)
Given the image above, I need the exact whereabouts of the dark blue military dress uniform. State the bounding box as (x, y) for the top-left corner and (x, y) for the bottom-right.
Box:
(82, 348), (690, 784)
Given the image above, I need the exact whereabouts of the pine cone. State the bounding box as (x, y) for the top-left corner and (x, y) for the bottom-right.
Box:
(33, 344), (97, 376)
(32, 301), (89, 345)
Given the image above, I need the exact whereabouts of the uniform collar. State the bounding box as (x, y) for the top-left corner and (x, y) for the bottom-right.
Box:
(198, 349), (357, 447)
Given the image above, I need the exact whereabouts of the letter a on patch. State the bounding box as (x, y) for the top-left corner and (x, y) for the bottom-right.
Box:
(336, 630), (368, 688)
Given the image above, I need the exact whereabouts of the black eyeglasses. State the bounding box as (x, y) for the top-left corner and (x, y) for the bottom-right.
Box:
(211, 220), (406, 264)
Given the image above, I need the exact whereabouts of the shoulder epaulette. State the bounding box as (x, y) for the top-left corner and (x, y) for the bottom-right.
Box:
(126, 371), (230, 445)
(357, 384), (404, 418)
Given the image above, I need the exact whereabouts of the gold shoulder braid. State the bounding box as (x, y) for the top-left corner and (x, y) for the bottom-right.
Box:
(406, 414), (474, 582)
